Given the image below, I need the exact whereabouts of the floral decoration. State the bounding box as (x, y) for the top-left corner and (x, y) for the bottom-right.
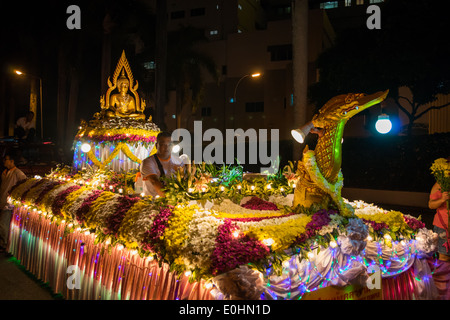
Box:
(7, 163), (433, 282)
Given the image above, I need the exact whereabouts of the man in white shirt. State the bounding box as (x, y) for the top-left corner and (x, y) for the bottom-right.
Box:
(15, 111), (36, 141)
(0, 154), (27, 252)
(140, 132), (184, 198)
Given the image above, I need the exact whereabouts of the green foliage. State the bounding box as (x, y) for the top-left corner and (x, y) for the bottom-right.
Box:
(160, 162), (297, 206)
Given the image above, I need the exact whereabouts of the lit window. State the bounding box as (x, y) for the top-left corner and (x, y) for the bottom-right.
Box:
(369, 0), (383, 3)
(320, 1), (338, 9)
(209, 30), (218, 35)
(356, 0), (364, 5)
(345, 0), (351, 6)
(143, 61), (156, 70)
(238, 4), (242, 10)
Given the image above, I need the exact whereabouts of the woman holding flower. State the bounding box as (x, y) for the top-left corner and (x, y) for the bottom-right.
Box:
(429, 182), (450, 258)
(428, 157), (450, 261)
(428, 157), (450, 300)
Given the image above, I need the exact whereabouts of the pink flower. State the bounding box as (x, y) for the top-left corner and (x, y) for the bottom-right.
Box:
(141, 206), (174, 255)
(294, 209), (335, 244)
(210, 219), (270, 276)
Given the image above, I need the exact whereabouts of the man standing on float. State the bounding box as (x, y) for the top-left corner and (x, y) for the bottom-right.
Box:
(140, 132), (183, 198)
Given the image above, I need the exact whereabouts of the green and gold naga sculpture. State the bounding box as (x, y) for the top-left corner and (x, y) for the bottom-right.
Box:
(293, 90), (389, 217)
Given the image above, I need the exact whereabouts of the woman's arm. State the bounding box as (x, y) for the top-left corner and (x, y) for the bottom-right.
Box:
(428, 183), (449, 209)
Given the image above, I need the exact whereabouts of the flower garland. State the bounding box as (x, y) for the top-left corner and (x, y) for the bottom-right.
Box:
(356, 210), (408, 234)
(7, 178), (28, 197)
(85, 142), (146, 168)
(302, 150), (354, 217)
(76, 124), (159, 144)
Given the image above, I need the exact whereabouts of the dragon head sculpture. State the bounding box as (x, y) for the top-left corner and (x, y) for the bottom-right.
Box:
(312, 90), (389, 128)
(293, 90), (389, 217)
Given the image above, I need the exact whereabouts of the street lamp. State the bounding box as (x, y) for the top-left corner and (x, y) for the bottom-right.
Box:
(375, 114), (392, 134)
(14, 69), (44, 140)
(233, 72), (261, 103)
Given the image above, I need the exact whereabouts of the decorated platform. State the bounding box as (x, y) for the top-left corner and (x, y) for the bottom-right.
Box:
(5, 51), (441, 300)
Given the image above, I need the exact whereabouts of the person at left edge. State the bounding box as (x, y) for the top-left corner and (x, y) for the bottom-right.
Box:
(0, 154), (27, 253)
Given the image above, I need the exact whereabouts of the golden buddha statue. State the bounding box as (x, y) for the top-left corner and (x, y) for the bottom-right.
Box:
(108, 70), (138, 117)
(100, 51), (146, 120)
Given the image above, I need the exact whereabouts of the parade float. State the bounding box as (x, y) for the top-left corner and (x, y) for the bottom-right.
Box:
(6, 51), (441, 300)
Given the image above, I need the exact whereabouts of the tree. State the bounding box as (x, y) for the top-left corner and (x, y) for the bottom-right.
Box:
(166, 26), (219, 129)
(309, 0), (450, 135)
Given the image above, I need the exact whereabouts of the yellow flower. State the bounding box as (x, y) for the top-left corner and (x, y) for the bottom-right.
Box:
(214, 210), (289, 220)
(244, 214), (311, 251)
(164, 205), (197, 261)
(84, 191), (116, 228)
(10, 178), (38, 201)
(356, 210), (408, 233)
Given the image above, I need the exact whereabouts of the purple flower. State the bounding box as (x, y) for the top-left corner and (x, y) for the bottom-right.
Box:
(362, 219), (388, 232)
(404, 215), (425, 230)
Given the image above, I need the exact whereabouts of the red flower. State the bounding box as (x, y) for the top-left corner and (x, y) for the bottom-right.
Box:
(241, 197), (279, 211)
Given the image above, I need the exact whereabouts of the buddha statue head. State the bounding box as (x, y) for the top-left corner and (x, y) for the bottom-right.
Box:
(117, 70), (130, 95)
